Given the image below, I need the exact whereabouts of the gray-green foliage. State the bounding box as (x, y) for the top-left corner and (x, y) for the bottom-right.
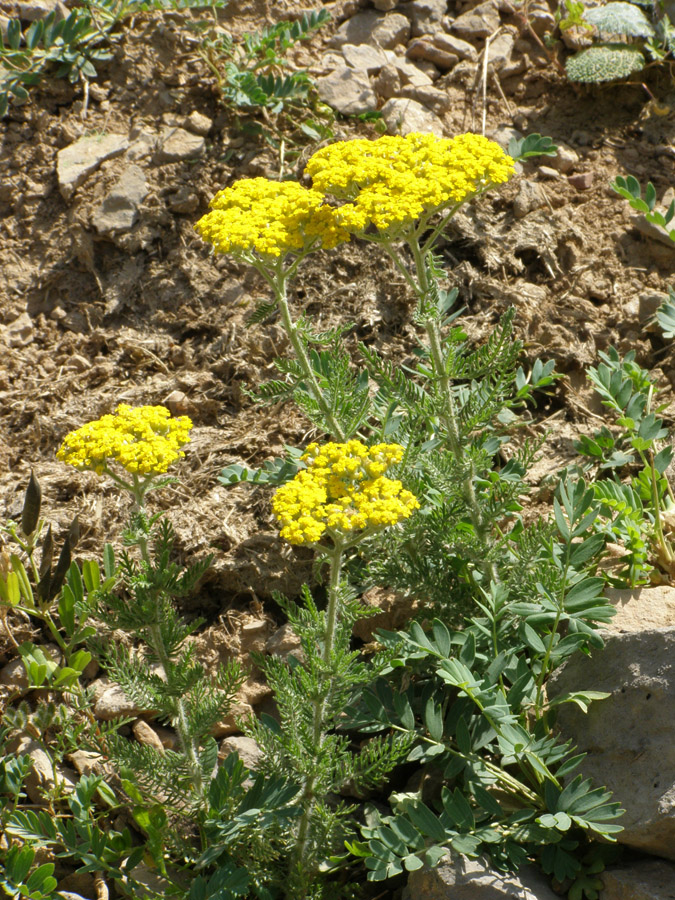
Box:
(0, 8), (112, 116)
(575, 347), (675, 584)
(584, 1), (655, 36)
(611, 174), (675, 241)
(562, 0), (668, 82)
(200, 8), (330, 115)
(344, 479), (622, 892)
(655, 287), (675, 337)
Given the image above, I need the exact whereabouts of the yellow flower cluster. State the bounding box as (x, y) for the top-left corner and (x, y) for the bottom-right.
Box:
(272, 440), (419, 545)
(306, 132), (515, 232)
(194, 178), (350, 259)
(57, 405), (193, 476)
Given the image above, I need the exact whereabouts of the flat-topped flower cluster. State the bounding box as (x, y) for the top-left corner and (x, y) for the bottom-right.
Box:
(272, 440), (419, 545)
(195, 132), (515, 260)
(57, 405), (193, 476)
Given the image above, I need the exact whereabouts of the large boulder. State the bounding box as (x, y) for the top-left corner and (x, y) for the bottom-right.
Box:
(548, 628), (675, 860)
(406, 855), (559, 899)
(601, 859), (675, 899)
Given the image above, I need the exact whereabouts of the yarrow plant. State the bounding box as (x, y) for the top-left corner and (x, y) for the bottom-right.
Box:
(47, 407), (304, 899)
(245, 440), (418, 899)
(195, 129), (624, 898)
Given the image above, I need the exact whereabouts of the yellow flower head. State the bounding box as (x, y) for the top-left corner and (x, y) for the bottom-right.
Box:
(57, 405), (193, 477)
(194, 177), (350, 259)
(272, 440), (419, 545)
(306, 132), (515, 233)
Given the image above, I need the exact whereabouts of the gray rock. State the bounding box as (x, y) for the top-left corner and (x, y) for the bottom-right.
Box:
(57, 133), (129, 201)
(451, 0), (501, 40)
(372, 63), (402, 99)
(402, 0), (448, 37)
(390, 56), (434, 87)
(94, 682), (154, 720)
(605, 584), (675, 630)
(128, 863), (173, 900)
(156, 127), (205, 164)
(513, 180), (545, 219)
(316, 66), (378, 115)
(266, 623), (303, 660)
(433, 32), (478, 61)
(406, 855), (560, 899)
(3, 311), (34, 348)
(0, 14), (11, 39)
(331, 11), (410, 49)
(528, 1), (555, 36)
(68, 750), (104, 776)
(548, 628), (675, 860)
(126, 127), (158, 161)
(168, 185), (200, 214)
(183, 110), (212, 136)
(373, 0), (398, 9)
(549, 142), (579, 174)
(400, 84), (452, 115)
(92, 165), (148, 235)
(132, 719), (165, 753)
(219, 735), (262, 770)
(342, 42), (396, 73)
(487, 27), (516, 71)
(12, 734), (77, 803)
(631, 214), (675, 248)
(380, 97), (444, 136)
(58, 893), (91, 900)
(601, 859), (675, 900)
(18, 0), (67, 22)
(407, 39), (458, 70)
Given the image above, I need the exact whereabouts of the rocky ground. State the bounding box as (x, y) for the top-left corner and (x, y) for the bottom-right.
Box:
(1, 0), (675, 897)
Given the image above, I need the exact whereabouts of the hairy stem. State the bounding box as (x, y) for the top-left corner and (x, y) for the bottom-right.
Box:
(258, 262), (347, 442)
(147, 623), (204, 800)
(288, 539), (345, 898)
(391, 237), (498, 584)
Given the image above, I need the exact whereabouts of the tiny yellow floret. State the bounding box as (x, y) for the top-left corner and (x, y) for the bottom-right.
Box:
(194, 178), (350, 259)
(305, 132), (515, 233)
(57, 405), (193, 477)
(272, 441), (419, 545)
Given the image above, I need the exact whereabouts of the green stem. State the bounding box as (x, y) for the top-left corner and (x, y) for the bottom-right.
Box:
(400, 238), (497, 584)
(147, 623), (205, 800)
(257, 261), (347, 442)
(534, 542), (571, 718)
(288, 539), (345, 897)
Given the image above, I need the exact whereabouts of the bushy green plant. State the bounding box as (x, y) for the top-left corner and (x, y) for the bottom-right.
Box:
(0, 426), (301, 900)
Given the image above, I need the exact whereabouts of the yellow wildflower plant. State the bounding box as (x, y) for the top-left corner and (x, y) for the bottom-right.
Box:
(305, 132), (515, 233)
(57, 405), (193, 477)
(194, 177), (350, 260)
(272, 440), (419, 545)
